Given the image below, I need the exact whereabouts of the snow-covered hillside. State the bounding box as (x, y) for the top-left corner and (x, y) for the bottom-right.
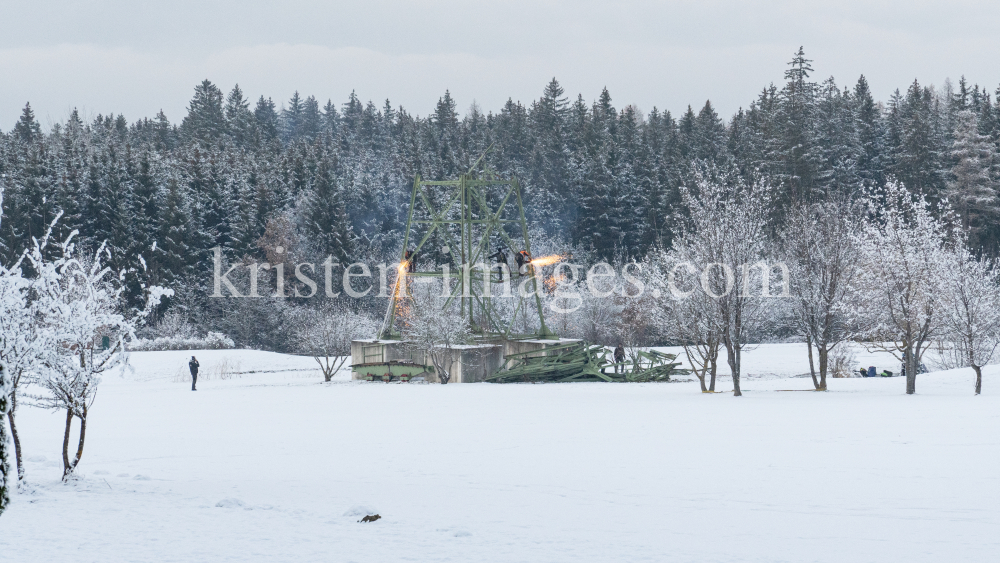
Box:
(0, 344), (996, 562)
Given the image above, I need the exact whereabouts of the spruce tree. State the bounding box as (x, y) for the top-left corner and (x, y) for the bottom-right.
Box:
(254, 96), (280, 145)
(13, 103), (42, 144)
(947, 110), (999, 251)
(302, 158), (355, 264)
(181, 80), (226, 145)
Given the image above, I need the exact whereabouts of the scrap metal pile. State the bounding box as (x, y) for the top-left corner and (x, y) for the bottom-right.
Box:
(486, 342), (689, 383)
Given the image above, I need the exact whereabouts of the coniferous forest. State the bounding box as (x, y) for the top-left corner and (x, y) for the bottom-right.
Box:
(2, 48), (999, 350)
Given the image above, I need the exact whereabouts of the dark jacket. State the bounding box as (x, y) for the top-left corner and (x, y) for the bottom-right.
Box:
(189, 359), (200, 376)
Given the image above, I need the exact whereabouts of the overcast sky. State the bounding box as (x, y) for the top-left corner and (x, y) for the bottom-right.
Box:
(2, 1), (999, 130)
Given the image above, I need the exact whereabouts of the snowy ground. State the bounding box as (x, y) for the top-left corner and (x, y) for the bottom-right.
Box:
(1, 344), (997, 563)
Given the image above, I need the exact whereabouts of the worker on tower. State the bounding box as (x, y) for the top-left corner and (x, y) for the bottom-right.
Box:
(487, 246), (508, 281)
(515, 250), (532, 275)
(403, 250), (416, 273)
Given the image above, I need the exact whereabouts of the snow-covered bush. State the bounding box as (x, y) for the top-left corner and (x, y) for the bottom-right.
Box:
(828, 345), (858, 378)
(295, 302), (377, 382)
(129, 332), (236, 351)
(402, 282), (471, 384)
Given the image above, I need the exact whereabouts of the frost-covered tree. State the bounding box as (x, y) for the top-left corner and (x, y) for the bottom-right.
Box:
(402, 282), (471, 384)
(0, 218), (62, 484)
(296, 302), (377, 382)
(0, 185), (10, 513)
(0, 359), (9, 515)
(673, 174), (774, 396)
(780, 198), (860, 390)
(850, 181), (953, 394)
(651, 249), (722, 392)
(939, 241), (1000, 394)
(27, 237), (170, 480)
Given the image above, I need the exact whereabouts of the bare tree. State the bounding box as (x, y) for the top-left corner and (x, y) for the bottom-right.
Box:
(850, 182), (952, 395)
(651, 250), (721, 392)
(297, 302), (378, 382)
(402, 283), (471, 384)
(939, 241), (1000, 395)
(780, 198), (860, 390)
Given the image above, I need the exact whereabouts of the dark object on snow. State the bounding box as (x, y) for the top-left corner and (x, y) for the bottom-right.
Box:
(360, 514), (381, 523)
(189, 356), (200, 391)
(900, 362), (928, 377)
(867, 366), (876, 378)
(858, 368), (868, 378)
(880, 370), (893, 377)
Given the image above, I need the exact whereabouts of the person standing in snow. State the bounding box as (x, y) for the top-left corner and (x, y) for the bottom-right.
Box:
(189, 356), (199, 391)
(614, 344), (626, 374)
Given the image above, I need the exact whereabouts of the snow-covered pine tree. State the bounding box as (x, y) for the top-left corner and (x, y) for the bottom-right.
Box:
(888, 80), (947, 201)
(281, 91), (305, 144)
(224, 84), (255, 147)
(946, 110), (999, 250)
(181, 80), (226, 146)
(853, 75), (885, 188)
(775, 47), (820, 211)
(813, 78), (863, 197)
(253, 96), (280, 145)
(301, 157), (355, 264)
(300, 96), (321, 140)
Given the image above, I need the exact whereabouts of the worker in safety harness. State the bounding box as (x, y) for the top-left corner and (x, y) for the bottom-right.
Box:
(515, 250), (532, 275)
(487, 247), (508, 281)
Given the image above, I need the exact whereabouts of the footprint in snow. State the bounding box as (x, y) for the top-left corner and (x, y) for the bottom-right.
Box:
(216, 498), (245, 508)
(133, 475), (151, 481)
(117, 473), (130, 478)
(93, 470), (109, 475)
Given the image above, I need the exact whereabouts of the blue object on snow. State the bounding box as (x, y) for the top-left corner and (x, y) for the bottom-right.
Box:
(867, 366), (877, 378)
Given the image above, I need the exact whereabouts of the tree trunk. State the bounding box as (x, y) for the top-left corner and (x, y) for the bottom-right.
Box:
(696, 367), (707, 393)
(62, 409), (73, 477)
(817, 345), (828, 391)
(0, 409), (8, 515)
(973, 364), (982, 395)
(709, 353), (717, 392)
(8, 404), (23, 481)
(71, 410), (87, 475)
(61, 409), (88, 480)
(905, 347), (917, 395)
(8, 391), (24, 480)
(806, 336), (819, 389)
(725, 339), (741, 397)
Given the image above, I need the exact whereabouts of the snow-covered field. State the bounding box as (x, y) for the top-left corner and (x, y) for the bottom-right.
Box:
(1, 344), (997, 563)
